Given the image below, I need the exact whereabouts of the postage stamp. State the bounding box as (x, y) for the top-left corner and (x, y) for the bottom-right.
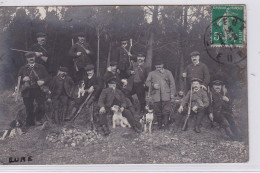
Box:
(211, 5), (245, 47)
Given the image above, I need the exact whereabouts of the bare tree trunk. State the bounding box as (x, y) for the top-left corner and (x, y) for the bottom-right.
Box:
(96, 28), (100, 76)
(146, 6), (159, 72)
(107, 42), (112, 68)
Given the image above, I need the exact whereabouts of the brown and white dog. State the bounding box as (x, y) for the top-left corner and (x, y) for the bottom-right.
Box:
(77, 80), (86, 98)
(111, 105), (131, 128)
(140, 105), (154, 133)
(0, 120), (23, 140)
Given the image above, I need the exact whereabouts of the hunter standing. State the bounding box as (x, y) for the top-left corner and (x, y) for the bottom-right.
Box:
(18, 52), (50, 126)
(145, 58), (176, 130)
(69, 32), (93, 83)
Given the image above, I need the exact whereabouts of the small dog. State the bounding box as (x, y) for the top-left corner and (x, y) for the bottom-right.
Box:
(0, 120), (23, 140)
(77, 80), (86, 98)
(111, 105), (131, 128)
(140, 105), (154, 133)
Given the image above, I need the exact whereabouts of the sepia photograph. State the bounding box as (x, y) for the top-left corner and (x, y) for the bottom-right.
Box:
(0, 4), (248, 165)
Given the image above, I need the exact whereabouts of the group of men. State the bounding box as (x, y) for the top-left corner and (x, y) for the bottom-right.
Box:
(16, 32), (241, 140)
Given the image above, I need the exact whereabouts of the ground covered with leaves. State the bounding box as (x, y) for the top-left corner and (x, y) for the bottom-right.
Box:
(0, 90), (249, 164)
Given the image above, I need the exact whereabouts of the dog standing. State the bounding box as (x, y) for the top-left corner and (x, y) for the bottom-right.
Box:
(0, 120), (23, 140)
(111, 105), (131, 128)
(140, 105), (154, 133)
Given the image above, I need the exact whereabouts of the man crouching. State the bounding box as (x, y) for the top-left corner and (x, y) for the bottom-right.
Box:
(97, 77), (141, 136)
(178, 78), (209, 133)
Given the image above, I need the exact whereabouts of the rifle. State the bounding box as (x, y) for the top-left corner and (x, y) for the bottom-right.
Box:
(15, 76), (21, 102)
(182, 84), (193, 131)
(71, 39), (79, 72)
(128, 39), (134, 68)
(71, 90), (94, 122)
(208, 86), (214, 125)
(11, 48), (48, 62)
(90, 103), (96, 131)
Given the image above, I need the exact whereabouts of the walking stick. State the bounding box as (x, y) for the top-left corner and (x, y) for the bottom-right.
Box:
(90, 103), (96, 131)
(182, 84), (193, 131)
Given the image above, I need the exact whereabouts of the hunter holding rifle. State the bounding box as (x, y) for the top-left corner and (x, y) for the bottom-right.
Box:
(69, 32), (93, 83)
(17, 52), (50, 127)
(145, 58), (176, 130)
(178, 78), (209, 133)
(29, 32), (51, 72)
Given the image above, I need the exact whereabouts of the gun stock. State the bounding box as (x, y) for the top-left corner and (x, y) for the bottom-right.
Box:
(15, 76), (21, 102)
(182, 84), (193, 131)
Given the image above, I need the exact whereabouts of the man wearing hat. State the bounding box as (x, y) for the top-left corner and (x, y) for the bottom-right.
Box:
(145, 58), (176, 130)
(178, 78), (209, 133)
(103, 61), (121, 87)
(127, 53), (149, 113)
(208, 79), (241, 140)
(29, 32), (51, 72)
(97, 77), (142, 136)
(183, 51), (210, 91)
(49, 66), (75, 124)
(18, 52), (50, 126)
(69, 32), (93, 83)
(113, 37), (134, 79)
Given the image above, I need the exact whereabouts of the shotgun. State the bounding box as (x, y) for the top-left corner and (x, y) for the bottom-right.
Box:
(182, 84), (193, 131)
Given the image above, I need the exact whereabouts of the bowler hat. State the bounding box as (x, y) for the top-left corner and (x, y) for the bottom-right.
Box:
(191, 78), (202, 83)
(137, 53), (146, 58)
(190, 51), (200, 57)
(110, 61), (118, 66)
(212, 80), (223, 85)
(107, 77), (117, 84)
(36, 32), (46, 38)
(84, 64), (95, 71)
(25, 52), (36, 58)
(76, 32), (85, 37)
(58, 66), (68, 73)
(154, 58), (164, 65)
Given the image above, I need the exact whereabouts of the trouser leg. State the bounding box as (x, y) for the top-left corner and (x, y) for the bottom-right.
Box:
(153, 102), (162, 129)
(162, 101), (171, 130)
(23, 96), (35, 126)
(134, 82), (146, 113)
(122, 108), (142, 132)
(194, 108), (205, 132)
(34, 88), (46, 122)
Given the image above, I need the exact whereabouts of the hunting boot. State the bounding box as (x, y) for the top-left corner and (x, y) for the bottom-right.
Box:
(225, 127), (236, 141)
(157, 116), (163, 130)
(162, 114), (169, 131)
(102, 125), (110, 136)
(194, 126), (201, 133)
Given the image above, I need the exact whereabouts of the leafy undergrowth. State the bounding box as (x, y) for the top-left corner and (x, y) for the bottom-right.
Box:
(0, 90), (249, 164)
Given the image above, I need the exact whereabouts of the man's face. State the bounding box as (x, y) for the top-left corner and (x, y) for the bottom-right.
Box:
(78, 36), (85, 44)
(110, 65), (117, 72)
(155, 64), (164, 71)
(192, 81), (201, 90)
(86, 69), (94, 76)
(191, 55), (200, 64)
(178, 91), (184, 97)
(121, 41), (127, 47)
(213, 84), (222, 93)
(37, 37), (46, 45)
(57, 71), (67, 79)
(137, 57), (145, 63)
(26, 57), (35, 64)
(108, 83), (116, 89)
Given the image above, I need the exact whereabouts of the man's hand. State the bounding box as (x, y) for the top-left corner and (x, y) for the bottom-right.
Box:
(192, 106), (198, 112)
(127, 52), (132, 57)
(85, 49), (90, 54)
(76, 52), (82, 56)
(201, 85), (207, 90)
(23, 76), (30, 82)
(170, 95), (175, 102)
(120, 107), (124, 112)
(153, 84), (160, 90)
(35, 52), (43, 57)
(182, 73), (187, 78)
(178, 106), (184, 113)
(222, 96), (229, 102)
(209, 113), (214, 121)
(99, 107), (106, 114)
(130, 70), (135, 75)
(88, 86), (94, 93)
(37, 80), (45, 86)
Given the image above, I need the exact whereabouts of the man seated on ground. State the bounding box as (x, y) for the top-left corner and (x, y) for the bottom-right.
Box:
(178, 78), (209, 133)
(97, 78), (142, 136)
(209, 79), (241, 141)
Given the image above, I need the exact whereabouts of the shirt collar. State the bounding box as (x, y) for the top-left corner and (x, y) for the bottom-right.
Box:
(192, 62), (200, 66)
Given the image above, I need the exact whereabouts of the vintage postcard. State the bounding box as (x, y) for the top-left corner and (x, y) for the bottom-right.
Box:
(0, 5), (248, 165)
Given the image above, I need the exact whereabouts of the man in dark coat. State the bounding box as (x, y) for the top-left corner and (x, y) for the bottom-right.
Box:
(209, 79), (241, 140)
(69, 32), (93, 83)
(127, 54), (149, 113)
(49, 67), (75, 124)
(18, 52), (50, 126)
(29, 32), (52, 73)
(183, 51), (210, 91)
(97, 78), (142, 136)
(178, 78), (209, 133)
(113, 38), (134, 79)
(145, 58), (176, 130)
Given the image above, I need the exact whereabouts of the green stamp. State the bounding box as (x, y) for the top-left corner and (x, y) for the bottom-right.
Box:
(211, 5), (245, 47)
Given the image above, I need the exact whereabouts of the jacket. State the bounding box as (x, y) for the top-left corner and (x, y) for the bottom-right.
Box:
(29, 43), (51, 70)
(98, 88), (128, 108)
(83, 74), (104, 101)
(209, 89), (232, 114)
(181, 88), (209, 108)
(145, 69), (176, 102)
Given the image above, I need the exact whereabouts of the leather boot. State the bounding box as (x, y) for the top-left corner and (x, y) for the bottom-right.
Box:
(194, 126), (201, 133)
(225, 127), (235, 141)
(102, 125), (110, 136)
(163, 115), (169, 130)
(157, 116), (163, 130)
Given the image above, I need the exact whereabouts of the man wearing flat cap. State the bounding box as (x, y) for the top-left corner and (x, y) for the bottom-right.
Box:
(69, 32), (93, 83)
(145, 58), (176, 130)
(183, 51), (210, 91)
(49, 66), (75, 124)
(178, 78), (209, 133)
(18, 52), (50, 126)
(29, 32), (52, 72)
(208, 79), (241, 140)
